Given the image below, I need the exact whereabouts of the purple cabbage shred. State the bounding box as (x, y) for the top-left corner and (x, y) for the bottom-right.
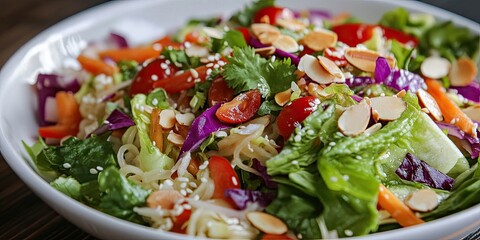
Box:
(224, 188), (275, 210)
(436, 122), (480, 159)
(88, 109), (135, 137)
(395, 153), (455, 191)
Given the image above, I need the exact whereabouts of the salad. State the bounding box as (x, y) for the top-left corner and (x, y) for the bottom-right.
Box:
(23, 0), (480, 238)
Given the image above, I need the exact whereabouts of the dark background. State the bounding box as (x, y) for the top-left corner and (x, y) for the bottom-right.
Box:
(0, 0), (478, 239)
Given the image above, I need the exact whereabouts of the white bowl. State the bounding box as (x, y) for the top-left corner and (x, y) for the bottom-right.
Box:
(0, 0), (479, 239)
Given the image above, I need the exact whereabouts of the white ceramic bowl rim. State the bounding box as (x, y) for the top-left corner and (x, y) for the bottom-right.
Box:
(0, 0), (479, 239)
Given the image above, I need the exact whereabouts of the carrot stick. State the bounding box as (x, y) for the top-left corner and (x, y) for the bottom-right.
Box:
(98, 47), (161, 63)
(77, 55), (118, 76)
(39, 91), (81, 139)
(377, 184), (424, 227)
(149, 108), (163, 151)
(425, 78), (477, 138)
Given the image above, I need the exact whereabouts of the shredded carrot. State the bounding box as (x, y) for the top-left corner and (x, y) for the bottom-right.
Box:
(425, 78), (477, 138)
(38, 91), (81, 139)
(377, 184), (424, 227)
(77, 55), (118, 76)
(98, 47), (160, 63)
(149, 108), (163, 151)
(153, 36), (182, 49)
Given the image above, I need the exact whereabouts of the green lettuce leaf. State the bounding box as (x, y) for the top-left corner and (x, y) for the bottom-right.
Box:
(161, 48), (200, 70)
(51, 176), (81, 200)
(98, 167), (150, 224)
(229, 0), (275, 27)
(35, 135), (117, 183)
(131, 94), (174, 171)
(378, 7), (435, 38)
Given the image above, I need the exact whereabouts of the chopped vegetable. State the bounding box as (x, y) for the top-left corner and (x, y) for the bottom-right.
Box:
(38, 91), (82, 139)
(88, 109), (135, 137)
(224, 188), (275, 210)
(377, 184), (424, 227)
(99, 46), (160, 63)
(77, 55), (118, 76)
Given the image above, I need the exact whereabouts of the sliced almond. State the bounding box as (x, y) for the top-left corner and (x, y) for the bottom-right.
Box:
(274, 88), (292, 106)
(299, 55), (335, 84)
(370, 96), (407, 121)
(272, 35), (299, 53)
(364, 123), (382, 136)
(404, 189), (439, 212)
(396, 90), (407, 98)
(462, 106), (480, 122)
(338, 101), (371, 136)
(317, 56), (345, 82)
(255, 46), (276, 57)
(167, 130), (185, 146)
(417, 89), (443, 121)
(246, 211), (287, 235)
(251, 23), (280, 38)
(175, 112), (195, 126)
(146, 190), (183, 209)
(276, 18), (307, 32)
(420, 56), (450, 79)
(257, 31), (281, 45)
(300, 30), (337, 51)
(294, 69), (306, 79)
(449, 57), (478, 87)
(159, 109), (176, 129)
(344, 48), (396, 72)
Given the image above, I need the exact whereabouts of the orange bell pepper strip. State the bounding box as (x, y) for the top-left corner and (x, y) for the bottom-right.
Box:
(425, 78), (477, 138)
(377, 184), (424, 227)
(98, 46), (161, 63)
(77, 55), (118, 76)
(38, 91), (82, 139)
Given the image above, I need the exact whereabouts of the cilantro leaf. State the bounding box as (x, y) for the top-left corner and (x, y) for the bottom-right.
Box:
(222, 47), (296, 98)
(229, 0), (275, 27)
(211, 30), (247, 53)
(161, 48), (200, 70)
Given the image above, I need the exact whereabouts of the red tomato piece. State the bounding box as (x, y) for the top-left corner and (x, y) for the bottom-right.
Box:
(129, 58), (179, 95)
(208, 77), (235, 107)
(262, 234), (292, 240)
(208, 156), (240, 199)
(323, 47), (348, 67)
(276, 96), (319, 139)
(215, 89), (262, 124)
(170, 202), (191, 234)
(332, 23), (418, 47)
(152, 65), (209, 93)
(253, 6), (294, 25)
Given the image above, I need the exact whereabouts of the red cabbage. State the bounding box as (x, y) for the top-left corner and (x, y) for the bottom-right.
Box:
(36, 74), (81, 126)
(436, 122), (480, 159)
(450, 81), (480, 103)
(248, 37), (300, 66)
(252, 159), (277, 188)
(224, 188), (275, 210)
(178, 104), (231, 158)
(345, 76), (379, 88)
(375, 57), (425, 93)
(88, 109), (135, 137)
(109, 33), (129, 48)
(293, 10), (332, 28)
(351, 94), (363, 102)
(395, 153), (455, 191)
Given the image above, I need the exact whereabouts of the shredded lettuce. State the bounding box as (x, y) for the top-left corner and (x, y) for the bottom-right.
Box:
(131, 94), (174, 171)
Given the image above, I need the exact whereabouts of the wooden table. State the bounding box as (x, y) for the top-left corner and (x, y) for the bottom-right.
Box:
(0, 0), (478, 240)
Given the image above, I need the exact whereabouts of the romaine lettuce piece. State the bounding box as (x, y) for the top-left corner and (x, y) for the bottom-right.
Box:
(50, 176), (81, 200)
(131, 94), (174, 171)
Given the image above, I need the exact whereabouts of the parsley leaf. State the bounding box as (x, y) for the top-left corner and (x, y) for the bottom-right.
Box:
(211, 30), (247, 53)
(161, 48), (200, 70)
(222, 47), (296, 98)
(229, 0), (275, 27)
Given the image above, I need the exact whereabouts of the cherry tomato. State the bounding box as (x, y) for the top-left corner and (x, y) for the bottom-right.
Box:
(216, 89), (262, 124)
(323, 47), (348, 67)
(277, 96), (319, 139)
(184, 30), (209, 44)
(208, 77), (235, 107)
(262, 234), (292, 240)
(129, 58), (179, 95)
(153, 36), (182, 49)
(332, 23), (418, 47)
(208, 156), (240, 199)
(253, 6), (294, 25)
(236, 27), (251, 43)
(170, 202), (191, 234)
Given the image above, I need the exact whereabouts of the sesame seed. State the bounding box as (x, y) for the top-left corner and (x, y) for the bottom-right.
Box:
(356, 155), (362, 160)
(187, 76), (193, 83)
(200, 177), (208, 183)
(186, 188), (193, 194)
(343, 175), (349, 181)
(165, 179), (174, 186)
(152, 140), (156, 146)
(206, 68), (212, 76)
(191, 195), (200, 200)
(183, 204), (192, 210)
(189, 182), (197, 188)
(63, 163), (71, 169)
(232, 176), (238, 186)
(329, 142), (336, 146)
(292, 160), (299, 165)
(218, 60), (226, 66)
(307, 129), (315, 135)
(153, 43), (162, 51)
(344, 230), (353, 236)
(180, 189), (187, 196)
(213, 64), (220, 69)
(330, 176), (338, 182)
(180, 183), (187, 188)
(184, 41), (192, 48)
(89, 168), (98, 174)
(152, 98), (159, 105)
(190, 69), (199, 78)
(151, 74), (158, 81)
(96, 166), (103, 171)
(294, 135), (302, 142)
